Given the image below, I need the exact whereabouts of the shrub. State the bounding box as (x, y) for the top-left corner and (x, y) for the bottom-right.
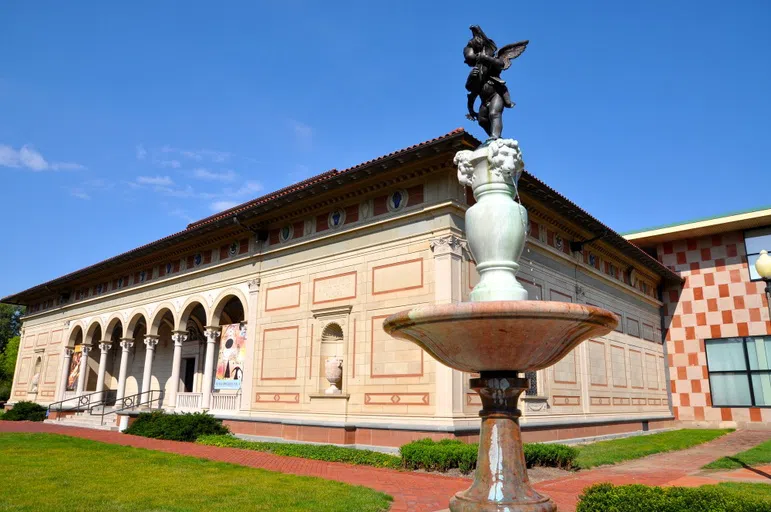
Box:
(1, 401), (46, 421)
(197, 434), (402, 469)
(124, 411), (229, 442)
(577, 483), (771, 512)
(399, 438), (577, 474)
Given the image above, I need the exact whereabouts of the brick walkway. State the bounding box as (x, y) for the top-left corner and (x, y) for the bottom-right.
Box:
(1, 422), (769, 511)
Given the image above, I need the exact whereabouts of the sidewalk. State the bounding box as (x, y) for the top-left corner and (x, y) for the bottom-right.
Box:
(1, 422), (768, 511)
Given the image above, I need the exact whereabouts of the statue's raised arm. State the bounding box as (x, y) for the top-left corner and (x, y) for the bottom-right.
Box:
(463, 25), (528, 140)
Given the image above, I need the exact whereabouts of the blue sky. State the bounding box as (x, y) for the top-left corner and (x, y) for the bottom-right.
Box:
(1, 1), (770, 298)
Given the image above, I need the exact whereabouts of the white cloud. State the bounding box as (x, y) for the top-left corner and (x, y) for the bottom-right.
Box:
(288, 119), (313, 150)
(193, 168), (237, 182)
(210, 200), (240, 212)
(136, 175), (174, 186)
(157, 159), (181, 169)
(136, 144), (147, 160)
(232, 181), (263, 197)
(0, 144), (85, 172)
(161, 146), (231, 163)
(70, 188), (91, 200)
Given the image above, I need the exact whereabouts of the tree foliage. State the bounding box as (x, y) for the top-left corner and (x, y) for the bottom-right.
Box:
(0, 304), (24, 354)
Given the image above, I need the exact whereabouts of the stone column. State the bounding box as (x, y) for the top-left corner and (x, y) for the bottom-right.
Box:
(240, 278), (260, 412)
(201, 326), (221, 410)
(75, 344), (91, 396)
(431, 235), (468, 419)
(168, 331), (187, 408)
(140, 335), (159, 405)
(57, 348), (74, 401)
(116, 338), (134, 402)
(95, 341), (112, 404)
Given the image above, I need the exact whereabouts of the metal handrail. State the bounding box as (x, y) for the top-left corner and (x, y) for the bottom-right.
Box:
(47, 389), (116, 418)
(90, 390), (164, 426)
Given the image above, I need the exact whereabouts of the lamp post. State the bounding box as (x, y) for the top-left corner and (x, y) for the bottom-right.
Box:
(755, 250), (771, 318)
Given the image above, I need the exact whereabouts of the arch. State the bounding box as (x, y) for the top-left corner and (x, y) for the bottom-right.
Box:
(148, 303), (177, 336)
(321, 322), (344, 341)
(85, 319), (104, 345)
(211, 288), (249, 326)
(104, 314), (124, 340)
(125, 309), (149, 339)
(66, 323), (85, 348)
(178, 295), (211, 331)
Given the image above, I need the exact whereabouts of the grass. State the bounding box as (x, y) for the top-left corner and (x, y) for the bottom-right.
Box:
(703, 439), (771, 470)
(196, 434), (402, 469)
(0, 433), (392, 512)
(575, 429), (733, 469)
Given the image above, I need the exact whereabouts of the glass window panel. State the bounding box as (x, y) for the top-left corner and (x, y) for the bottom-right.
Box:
(751, 373), (771, 406)
(748, 253), (761, 281)
(710, 373), (753, 406)
(706, 338), (747, 371)
(748, 337), (771, 370)
(745, 227), (771, 255)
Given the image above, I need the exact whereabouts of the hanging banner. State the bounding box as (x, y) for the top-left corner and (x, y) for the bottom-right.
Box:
(66, 346), (83, 391)
(214, 323), (246, 390)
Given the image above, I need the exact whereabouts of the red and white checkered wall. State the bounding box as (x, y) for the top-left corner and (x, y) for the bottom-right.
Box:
(659, 230), (771, 424)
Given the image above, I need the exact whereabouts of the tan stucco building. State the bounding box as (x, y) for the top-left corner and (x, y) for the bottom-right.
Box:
(3, 129), (680, 446)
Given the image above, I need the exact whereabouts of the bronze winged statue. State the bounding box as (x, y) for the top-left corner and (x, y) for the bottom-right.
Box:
(464, 25), (528, 140)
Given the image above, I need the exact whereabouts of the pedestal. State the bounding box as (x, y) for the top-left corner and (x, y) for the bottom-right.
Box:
(450, 372), (555, 512)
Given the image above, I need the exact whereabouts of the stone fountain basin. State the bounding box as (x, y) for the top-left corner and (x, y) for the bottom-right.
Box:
(383, 301), (618, 373)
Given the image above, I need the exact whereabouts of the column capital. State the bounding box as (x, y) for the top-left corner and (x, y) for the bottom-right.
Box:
(171, 331), (188, 346)
(64, 347), (75, 357)
(143, 335), (160, 348)
(80, 344), (92, 355)
(430, 234), (468, 257)
(204, 326), (221, 341)
(98, 341), (113, 353)
(248, 278), (261, 292)
(119, 338), (135, 350)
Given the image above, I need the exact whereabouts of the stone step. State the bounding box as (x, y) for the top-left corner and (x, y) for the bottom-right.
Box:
(45, 418), (119, 431)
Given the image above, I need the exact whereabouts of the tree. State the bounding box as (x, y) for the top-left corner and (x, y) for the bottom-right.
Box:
(0, 335), (20, 402)
(0, 304), (24, 354)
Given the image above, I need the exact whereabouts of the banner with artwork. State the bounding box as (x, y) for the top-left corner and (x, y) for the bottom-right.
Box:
(66, 346), (83, 391)
(214, 323), (246, 390)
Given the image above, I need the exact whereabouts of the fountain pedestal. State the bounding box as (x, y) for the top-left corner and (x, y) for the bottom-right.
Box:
(450, 372), (554, 512)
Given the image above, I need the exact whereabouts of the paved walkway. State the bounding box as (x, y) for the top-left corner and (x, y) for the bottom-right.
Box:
(1, 422), (769, 511)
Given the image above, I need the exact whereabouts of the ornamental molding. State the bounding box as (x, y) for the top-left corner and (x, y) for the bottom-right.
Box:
(429, 234), (468, 256)
(248, 278), (261, 292)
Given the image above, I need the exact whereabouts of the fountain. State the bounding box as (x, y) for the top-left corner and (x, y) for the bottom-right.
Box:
(383, 28), (617, 509)
(384, 137), (617, 511)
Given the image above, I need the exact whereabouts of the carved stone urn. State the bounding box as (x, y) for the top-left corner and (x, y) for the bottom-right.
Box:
(455, 139), (528, 302)
(324, 356), (343, 395)
(384, 140), (619, 512)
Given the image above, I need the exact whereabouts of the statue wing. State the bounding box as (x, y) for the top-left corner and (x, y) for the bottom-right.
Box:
(496, 40), (529, 70)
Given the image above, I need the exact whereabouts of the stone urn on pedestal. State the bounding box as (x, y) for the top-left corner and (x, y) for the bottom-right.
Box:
(384, 139), (618, 512)
(324, 356), (343, 395)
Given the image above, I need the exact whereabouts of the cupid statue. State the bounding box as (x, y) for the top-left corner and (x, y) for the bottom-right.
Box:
(464, 25), (528, 140)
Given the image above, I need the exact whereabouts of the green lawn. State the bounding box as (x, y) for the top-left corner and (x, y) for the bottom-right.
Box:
(575, 429), (732, 469)
(703, 439), (771, 470)
(716, 482), (771, 500)
(0, 433), (392, 512)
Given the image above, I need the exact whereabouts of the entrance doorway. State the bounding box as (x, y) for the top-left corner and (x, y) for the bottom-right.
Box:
(182, 357), (196, 393)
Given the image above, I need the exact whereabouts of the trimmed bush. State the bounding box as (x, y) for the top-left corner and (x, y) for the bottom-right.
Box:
(1, 401), (46, 421)
(577, 483), (771, 512)
(399, 438), (578, 474)
(124, 411), (229, 442)
(197, 434), (402, 469)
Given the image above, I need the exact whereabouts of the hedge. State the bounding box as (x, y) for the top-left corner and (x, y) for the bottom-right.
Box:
(399, 438), (578, 473)
(197, 435), (402, 469)
(577, 483), (771, 512)
(1, 401), (46, 422)
(124, 411), (229, 442)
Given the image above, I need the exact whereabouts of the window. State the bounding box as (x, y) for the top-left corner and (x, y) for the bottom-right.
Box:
(705, 336), (771, 407)
(745, 227), (771, 281)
